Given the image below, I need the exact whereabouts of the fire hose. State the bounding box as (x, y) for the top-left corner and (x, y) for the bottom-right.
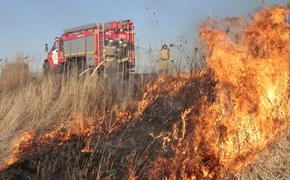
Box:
(78, 61), (105, 77)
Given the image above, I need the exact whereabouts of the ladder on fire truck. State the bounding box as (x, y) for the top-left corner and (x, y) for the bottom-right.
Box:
(89, 23), (105, 77)
(97, 23), (105, 66)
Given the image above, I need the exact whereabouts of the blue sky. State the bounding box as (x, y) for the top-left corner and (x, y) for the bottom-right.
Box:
(0, 0), (286, 59)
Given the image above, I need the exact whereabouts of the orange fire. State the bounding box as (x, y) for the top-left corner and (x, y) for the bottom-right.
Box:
(198, 5), (289, 173)
(149, 5), (289, 179)
(0, 132), (34, 170)
(0, 107), (137, 172)
(0, 5), (289, 179)
(0, 113), (95, 170)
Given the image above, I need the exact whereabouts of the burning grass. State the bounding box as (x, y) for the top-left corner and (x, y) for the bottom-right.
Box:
(0, 5), (289, 180)
(0, 70), (216, 179)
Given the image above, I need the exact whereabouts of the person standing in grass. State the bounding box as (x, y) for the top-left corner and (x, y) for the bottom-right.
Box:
(45, 43), (48, 53)
(157, 43), (172, 75)
(103, 39), (118, 79)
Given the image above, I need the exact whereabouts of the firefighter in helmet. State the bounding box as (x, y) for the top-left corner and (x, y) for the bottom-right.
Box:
(45, 43), (48, 53)
(117, 39), (129, 77)
(103, 39), (118, 79)
(117, 39), (128, 63)
(157, 43), (172, 74)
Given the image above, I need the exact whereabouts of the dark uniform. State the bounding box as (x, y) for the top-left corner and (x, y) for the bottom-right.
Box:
(45, 43), (48, 53)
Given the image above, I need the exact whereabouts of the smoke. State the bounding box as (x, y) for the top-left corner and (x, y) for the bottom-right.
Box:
(137, 0), (286, 73)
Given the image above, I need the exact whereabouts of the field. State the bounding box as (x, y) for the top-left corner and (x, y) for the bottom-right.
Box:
(0, 5), (289, 180)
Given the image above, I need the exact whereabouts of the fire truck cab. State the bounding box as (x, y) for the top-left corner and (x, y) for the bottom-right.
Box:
(44, 20), (135, 74)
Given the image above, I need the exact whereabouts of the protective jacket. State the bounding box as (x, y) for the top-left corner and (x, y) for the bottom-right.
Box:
(104, 46), (118, 61)
(158, 48), (171, 61)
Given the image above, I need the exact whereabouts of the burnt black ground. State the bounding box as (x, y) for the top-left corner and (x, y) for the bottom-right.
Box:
(0, 72), (216, 180)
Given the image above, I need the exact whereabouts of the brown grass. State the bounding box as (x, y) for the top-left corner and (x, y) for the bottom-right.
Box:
(0, 61), (30, 93)
(0, 60), (289, 179)
(0, 60), (153, 163)
(240, 127), (290, 180)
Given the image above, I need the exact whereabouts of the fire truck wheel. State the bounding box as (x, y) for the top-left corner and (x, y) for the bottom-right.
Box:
(43, 61), (50, 75)
(77, 60), (86, 72)
(64, 61), (76, 74)
(121, 62), (129, 79)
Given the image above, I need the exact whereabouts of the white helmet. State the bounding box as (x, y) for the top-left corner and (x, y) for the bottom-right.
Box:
(162, 43), (168, 48)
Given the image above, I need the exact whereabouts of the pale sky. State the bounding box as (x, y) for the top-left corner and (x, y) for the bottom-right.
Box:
(0, 0), (286, 70)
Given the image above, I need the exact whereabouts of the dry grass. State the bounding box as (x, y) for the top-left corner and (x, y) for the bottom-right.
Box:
(0, 60), (154, 164)
(0, 60), (289, 179)
(240, 127), (290, 180)
(0, 61), (30, 93)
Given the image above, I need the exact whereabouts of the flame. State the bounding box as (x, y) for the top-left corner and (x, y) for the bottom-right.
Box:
(0, 107), (136, 171)
(0, 132), (34, 170)
(0, 5), (289, 179)
(198, 6), (289, 173)
(149, 6), (289, 179)
(135, 72), (208, 118)
(0, 113), (95, 170)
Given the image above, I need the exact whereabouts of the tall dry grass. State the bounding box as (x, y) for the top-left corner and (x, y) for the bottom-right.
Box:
(0, 59), (289, 179)
(0, 61), (30, 93)
(0, 60), (154, 166)
(240, 127), (290, 180)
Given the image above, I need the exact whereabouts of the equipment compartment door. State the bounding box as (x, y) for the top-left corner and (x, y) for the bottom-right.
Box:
(86, 35), (95, 66)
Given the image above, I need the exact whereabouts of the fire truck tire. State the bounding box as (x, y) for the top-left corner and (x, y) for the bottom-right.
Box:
(64, 61), (75, 74)
(121, 62), (129, 79)
(54, 64), (64, 74)
(77, 59), (86, 72)
(43, 61), (51, 75)
(64, 59), (85, 75)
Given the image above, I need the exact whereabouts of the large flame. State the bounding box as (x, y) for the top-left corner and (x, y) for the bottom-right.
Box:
(149, 6), (289, 179)
(198, 5), (289, 173)
(0, 5), (289, 179)
(0, 112), (94, 170)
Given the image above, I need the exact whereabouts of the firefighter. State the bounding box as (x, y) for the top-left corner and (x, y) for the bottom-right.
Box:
(103, 39), (118, 79)
(117, 39), (129, 77)
(157, 43), (172, 74)
(117, 39), (128, 62)
(45, 43), (48, 53)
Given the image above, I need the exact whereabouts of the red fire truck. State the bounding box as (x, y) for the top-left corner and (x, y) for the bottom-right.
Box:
(43, 20), (135, 74)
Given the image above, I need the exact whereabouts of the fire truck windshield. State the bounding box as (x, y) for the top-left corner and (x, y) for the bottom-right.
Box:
(51, 40), (58, 51)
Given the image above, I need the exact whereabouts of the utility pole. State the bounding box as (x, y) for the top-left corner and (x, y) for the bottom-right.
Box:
(147, 44), (154, 73)
(257, 0), (264, 7)
(136, 38), (141, 72)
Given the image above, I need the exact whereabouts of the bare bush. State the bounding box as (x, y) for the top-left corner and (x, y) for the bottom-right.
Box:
(0, 61), (30, 93)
